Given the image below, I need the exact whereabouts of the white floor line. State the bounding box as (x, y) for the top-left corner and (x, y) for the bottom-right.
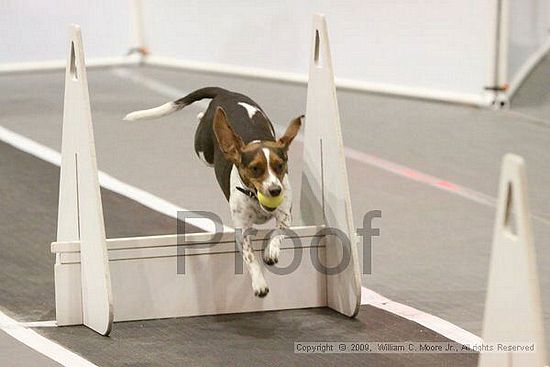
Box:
(0, 125), (230, 233)
(0, 310), (98, 367)
(19, 320), (58, 328)
(361, 287), (483, 346)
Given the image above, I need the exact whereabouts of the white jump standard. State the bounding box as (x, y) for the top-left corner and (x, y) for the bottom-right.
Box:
(51, 15), (362, 336)
(478, 154), (547, 367)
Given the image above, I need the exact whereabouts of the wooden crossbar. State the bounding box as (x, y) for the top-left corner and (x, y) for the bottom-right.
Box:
(52, 225), (327, 265)
(51, 225), (324, 253)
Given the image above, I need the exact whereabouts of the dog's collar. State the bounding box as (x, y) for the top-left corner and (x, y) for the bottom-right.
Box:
(234, 167), (258, 201)
(236, 186), (257, 199)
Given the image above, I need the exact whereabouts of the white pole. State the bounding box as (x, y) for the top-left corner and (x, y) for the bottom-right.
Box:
(485, 0), (510, 108)
(130, 0), (148, 58)
(496, 0), (509, 93)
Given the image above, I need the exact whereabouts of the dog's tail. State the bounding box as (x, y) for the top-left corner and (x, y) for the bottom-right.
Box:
(123, 87), (224, 121)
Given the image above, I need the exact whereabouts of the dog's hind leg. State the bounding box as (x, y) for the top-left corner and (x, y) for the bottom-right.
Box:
(194, 111), (215, 167)
(196, 150), (214, 167)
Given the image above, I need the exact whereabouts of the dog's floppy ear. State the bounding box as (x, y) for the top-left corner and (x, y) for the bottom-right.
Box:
(278, 115), (303, 149)
(213, 106), (244, 164)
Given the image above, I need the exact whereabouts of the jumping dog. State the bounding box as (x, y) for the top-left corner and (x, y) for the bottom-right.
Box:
(124, 87), (302, 297)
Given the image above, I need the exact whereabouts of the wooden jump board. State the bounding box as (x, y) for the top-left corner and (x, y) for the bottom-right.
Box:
(52, 225), (331, 323)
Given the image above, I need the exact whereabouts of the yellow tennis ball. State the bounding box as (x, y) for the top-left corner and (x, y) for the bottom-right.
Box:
(257, 191), (284, 209)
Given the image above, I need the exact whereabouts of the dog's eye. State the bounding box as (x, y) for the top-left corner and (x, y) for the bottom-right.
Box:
(250, 165), (263, 175)
(274, 162), (285, 173)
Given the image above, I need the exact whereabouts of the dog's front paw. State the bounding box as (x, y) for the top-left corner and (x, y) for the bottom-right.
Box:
(252, 276), (269, 298)
(263, 237), (281, 265)
(263, 249), (279, 265)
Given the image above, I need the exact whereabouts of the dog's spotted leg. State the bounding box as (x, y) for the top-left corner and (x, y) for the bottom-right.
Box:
(236, 226), (269, 297)
(244, 232), (269, 297)
(264, 212), (290, 265)
(230, 192), (269, 297)
(264, 182), (292, 266)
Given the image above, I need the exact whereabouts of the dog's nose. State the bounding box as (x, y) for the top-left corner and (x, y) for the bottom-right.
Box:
(269, 187), (282, 197)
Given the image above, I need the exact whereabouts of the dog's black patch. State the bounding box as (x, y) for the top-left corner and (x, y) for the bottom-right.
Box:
(192, 88), (276, 200)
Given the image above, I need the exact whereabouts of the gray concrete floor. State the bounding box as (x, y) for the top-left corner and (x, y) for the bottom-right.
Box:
(0, 139), (478, 367)
(0, 330), (61, 367)
(0, 56), (549, 363)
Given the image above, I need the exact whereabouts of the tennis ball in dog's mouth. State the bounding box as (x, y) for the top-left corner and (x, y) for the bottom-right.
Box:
(257, 191), (284, 209)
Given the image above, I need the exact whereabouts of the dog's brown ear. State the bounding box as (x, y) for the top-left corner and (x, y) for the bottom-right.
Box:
(278, 115), (303, 149)
(213, 106), (244, 164)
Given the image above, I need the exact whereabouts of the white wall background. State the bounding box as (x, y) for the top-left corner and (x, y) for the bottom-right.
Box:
(143, 0), (494, 100)
(2, 0), (548, 104)
(0, 0), (132, 63)
(507, 0), (550, 84)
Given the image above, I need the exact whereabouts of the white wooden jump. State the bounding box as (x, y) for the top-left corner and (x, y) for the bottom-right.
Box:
(478, 154), (547, 366)
(51, 15), (362, 336)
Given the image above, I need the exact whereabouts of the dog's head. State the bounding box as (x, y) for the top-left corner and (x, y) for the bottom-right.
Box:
(213, 106), (302, 209)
